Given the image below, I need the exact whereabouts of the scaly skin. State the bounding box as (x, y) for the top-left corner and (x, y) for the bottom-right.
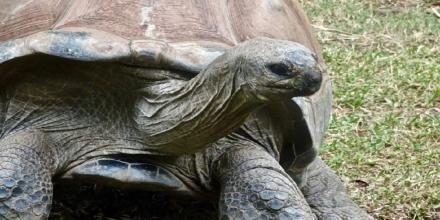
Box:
(214, 143), (315, 220)
(0, 131), (56, 220)
(0, 38), (323, 219)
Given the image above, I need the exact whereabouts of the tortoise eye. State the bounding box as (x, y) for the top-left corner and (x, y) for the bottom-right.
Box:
(267, 63), (290, 76)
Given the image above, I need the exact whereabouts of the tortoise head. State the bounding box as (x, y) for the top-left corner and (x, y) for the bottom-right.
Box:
(229, 37), (323, 102)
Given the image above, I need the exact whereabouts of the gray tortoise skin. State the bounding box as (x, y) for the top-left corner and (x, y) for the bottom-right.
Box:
(0, 0), (372, 219)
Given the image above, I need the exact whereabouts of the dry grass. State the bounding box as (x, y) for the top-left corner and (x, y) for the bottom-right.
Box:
(300, 0), (440, 219)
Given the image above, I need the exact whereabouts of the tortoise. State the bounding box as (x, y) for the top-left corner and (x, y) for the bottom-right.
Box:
(0, 0), (372, 219)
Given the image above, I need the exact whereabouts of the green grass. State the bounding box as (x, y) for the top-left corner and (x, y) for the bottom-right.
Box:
(300, 0), (440, 219)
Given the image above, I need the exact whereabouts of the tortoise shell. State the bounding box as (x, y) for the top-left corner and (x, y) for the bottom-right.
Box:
(0, 0), (331, 172)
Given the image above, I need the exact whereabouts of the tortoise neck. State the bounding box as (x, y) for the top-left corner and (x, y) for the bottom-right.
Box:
(135, 55), (263, 155)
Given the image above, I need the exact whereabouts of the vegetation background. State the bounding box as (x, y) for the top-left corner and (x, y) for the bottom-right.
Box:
(300, 0), (439, 219)
(50, 0), (440, 219)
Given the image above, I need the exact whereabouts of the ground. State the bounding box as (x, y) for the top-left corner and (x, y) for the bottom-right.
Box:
(51, 0), (439, 219)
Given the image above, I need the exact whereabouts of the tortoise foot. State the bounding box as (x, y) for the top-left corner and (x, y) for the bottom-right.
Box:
(0, 132), (55, 220)
(216, 146), (315, 220)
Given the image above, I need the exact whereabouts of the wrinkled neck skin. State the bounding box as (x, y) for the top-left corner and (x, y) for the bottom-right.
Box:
(136, 54), (263, 155)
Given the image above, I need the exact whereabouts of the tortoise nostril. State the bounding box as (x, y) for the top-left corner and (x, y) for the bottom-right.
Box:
(267, 63), (291, 77)
(305, 70), (322, 84)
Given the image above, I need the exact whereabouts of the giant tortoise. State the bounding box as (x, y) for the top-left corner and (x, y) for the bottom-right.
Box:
(0, 0), (372, 219)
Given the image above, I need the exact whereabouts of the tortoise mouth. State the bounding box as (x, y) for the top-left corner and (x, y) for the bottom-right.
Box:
(264, 72), (322, 97)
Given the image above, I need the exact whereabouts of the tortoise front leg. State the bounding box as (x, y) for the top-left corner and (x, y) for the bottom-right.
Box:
(292, 158), (372, 220)
(214, 144), (315, 220)
(0, 131), (56, 220)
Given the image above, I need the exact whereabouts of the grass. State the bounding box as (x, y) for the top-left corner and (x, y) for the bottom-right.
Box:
(300, 0), (440, 219)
